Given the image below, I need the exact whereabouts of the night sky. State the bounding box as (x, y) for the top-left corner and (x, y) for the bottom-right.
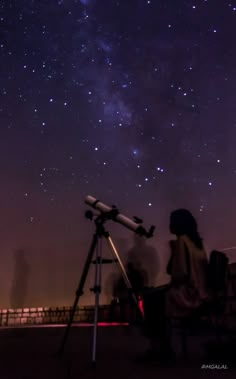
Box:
(1, 0), (236, 308)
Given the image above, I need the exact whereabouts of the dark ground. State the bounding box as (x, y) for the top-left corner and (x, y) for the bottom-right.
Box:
(0, 323), (236, 379)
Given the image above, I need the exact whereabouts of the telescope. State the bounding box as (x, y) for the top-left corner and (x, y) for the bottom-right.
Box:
(60, 195), (154, 362)
(85, 195), (155, 238)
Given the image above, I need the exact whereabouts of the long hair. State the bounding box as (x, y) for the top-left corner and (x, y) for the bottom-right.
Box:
(170, 209), (203, 249)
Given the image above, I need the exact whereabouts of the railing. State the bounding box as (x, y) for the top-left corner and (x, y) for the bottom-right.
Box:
(0, 305), (112, 327)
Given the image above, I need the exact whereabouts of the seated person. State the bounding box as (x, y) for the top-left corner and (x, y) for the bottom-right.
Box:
(141, 209), (209, 363)
(166, 209), (209, 318)
(126, 261), (148, 296)
(111, 262), (147, 322)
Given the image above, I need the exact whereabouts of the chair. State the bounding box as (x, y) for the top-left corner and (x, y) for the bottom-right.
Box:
(172, 250), (229, 358)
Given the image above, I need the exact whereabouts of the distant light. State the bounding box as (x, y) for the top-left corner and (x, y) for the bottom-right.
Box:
(148, 203), (152, 207)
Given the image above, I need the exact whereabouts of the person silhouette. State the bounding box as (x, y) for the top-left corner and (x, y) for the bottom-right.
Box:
(140, 209), (209, 364)
(126, 234), (160, 286)
(109, 261), (147, 322)
(166, 209), (209, 318)
(10, 249), (30, 309)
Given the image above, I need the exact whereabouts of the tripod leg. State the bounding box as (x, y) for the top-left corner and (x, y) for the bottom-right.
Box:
(106, 235), (143, 320)
(91, 240), (102, 366)
(58, 232), (99, 357)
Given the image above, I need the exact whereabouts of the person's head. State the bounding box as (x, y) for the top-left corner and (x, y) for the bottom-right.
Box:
(169, 209), (203, 248)
(14, 249), (25, 262)
(133, 233), (145, 246)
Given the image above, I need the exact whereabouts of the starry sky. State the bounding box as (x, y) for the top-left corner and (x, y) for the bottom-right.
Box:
(1, 0), (236, 308)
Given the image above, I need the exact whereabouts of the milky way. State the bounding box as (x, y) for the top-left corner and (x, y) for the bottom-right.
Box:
(0, 0), (236, 307)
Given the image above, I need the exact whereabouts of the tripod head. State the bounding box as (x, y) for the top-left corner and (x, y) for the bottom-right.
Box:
(85, 195), (155, 239)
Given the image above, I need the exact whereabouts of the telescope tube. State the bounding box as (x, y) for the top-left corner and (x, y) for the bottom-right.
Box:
(85, 195), (143, 233)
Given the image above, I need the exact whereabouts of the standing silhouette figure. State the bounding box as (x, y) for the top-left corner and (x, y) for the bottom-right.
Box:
(10, 249), (30, 309)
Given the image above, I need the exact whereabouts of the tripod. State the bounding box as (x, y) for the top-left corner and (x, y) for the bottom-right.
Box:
(58, 213), (143, 365)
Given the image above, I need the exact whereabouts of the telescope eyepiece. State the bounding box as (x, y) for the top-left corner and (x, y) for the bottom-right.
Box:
(133, 216), (142, 224)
